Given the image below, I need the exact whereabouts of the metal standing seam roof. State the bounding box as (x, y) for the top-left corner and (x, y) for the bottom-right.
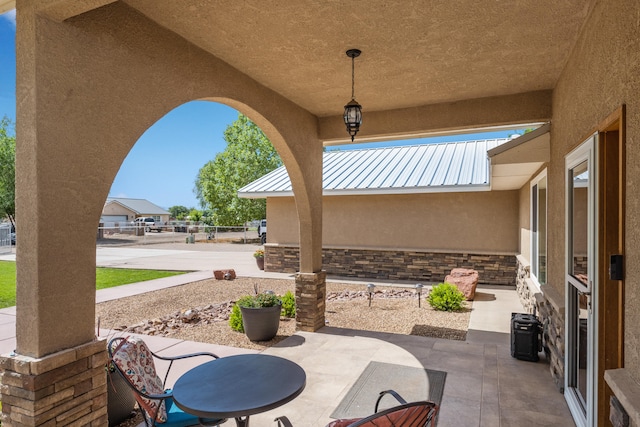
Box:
(238, 139), (510, 198)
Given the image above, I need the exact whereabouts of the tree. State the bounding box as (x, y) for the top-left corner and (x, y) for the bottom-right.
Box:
(168, 205), (189, 220)
(195, 114), (282, 226)
(189, 209), (203, 222)
(0, 117), (16, 227)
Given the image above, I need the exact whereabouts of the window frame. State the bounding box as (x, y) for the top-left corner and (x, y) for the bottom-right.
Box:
(530, 168), (548, 287)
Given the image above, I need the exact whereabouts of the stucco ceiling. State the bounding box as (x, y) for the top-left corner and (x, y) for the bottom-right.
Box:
(116, 0), (592, 119)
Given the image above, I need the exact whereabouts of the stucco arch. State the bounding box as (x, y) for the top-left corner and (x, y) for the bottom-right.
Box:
(15, 1), (322, 357)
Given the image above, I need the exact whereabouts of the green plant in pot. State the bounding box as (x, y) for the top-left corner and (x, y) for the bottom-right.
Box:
(230, 285), (282, 341)
(253, 249), (265, 270)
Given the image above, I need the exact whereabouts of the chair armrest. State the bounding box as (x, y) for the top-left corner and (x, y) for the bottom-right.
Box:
(152, 351), (220, 361)
(374, 389), (407, 413)
(145, 391), (173, 401)
(274, 416), (294, 427)
(152, 351), (219, 387)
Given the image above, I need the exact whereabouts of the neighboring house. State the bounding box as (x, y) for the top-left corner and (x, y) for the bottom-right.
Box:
(239, 133), (546, 286)
(101, 198), (171, 224)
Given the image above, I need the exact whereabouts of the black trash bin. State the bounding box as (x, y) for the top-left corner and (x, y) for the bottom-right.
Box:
(511, 312), (542, 362)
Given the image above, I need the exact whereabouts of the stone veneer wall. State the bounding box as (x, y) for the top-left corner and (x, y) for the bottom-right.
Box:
(266, 246), (517, 286)
(0, 339), (108, 426)
(516, 255), (565, 392)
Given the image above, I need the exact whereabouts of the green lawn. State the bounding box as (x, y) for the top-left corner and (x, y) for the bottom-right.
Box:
(0, 261), (185, 308)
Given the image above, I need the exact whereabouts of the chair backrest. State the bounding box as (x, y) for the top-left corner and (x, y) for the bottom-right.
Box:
(108, 336), (168, 424)
(346, 401), (437, 427)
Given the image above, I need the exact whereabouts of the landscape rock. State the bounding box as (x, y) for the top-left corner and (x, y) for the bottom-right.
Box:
(445, 268), (479, 300)
(214, 269), (236, 280)
(114, 290), (422, 337)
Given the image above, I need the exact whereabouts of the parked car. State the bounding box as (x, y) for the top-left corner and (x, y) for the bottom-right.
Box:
(133, 217), (162, 232)
(257, 219), (267, 244)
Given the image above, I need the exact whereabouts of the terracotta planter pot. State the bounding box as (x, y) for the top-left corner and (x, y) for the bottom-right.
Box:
(255, 256), (265, 270)
(240, 304), (281, 341)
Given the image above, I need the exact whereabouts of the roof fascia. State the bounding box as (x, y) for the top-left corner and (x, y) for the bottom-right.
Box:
(238, 184), (491, 199)
(487, 123), (551, 159)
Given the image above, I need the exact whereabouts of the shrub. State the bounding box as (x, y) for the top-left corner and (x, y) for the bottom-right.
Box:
(281, 291), (296, 318)
(229, 303), (244, 332)
(427, 282), (465, 312)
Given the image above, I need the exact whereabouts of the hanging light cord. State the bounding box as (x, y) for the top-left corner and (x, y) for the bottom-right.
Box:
(351, 55), (356, 100)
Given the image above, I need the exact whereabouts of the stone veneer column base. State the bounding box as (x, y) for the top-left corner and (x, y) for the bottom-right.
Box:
(515, 255), (565, 392)
(295, 271), (327, 332)
(535, 287), (565, 392)
(0, 339), (108, 426)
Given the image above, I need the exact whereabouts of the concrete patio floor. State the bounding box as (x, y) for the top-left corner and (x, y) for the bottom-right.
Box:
(135, 286), (574, 427)
(0, 244), (575, 426)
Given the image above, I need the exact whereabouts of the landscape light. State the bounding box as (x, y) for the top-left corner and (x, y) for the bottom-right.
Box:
(367, 283), (375, 307)
(415, 283), (424, 308)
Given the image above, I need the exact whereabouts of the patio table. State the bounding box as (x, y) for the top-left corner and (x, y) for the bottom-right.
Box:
(172, 353), (306, 427)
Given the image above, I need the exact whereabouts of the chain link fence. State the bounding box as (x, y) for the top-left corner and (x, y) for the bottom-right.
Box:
(97, 222), (259, 246)
(0, 225), (12, 254)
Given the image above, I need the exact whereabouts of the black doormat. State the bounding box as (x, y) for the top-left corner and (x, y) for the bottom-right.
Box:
(330, 361), (446, 420)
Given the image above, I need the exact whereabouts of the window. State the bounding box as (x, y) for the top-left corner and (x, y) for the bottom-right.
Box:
(531, 170), (547, 285)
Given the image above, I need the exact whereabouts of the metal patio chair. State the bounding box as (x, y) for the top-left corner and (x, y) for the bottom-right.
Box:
(107, 336), (227, 427)
(275, 389), (438, 427)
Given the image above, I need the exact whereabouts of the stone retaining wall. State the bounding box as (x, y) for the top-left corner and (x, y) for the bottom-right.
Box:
(266, 246), (516, 286)
(0, 339), (108, 426)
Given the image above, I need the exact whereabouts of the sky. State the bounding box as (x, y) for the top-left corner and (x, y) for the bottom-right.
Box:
(0, 9), (528, 210)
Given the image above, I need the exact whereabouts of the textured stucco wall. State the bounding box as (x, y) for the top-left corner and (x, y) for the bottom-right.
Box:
(550, 0), (640, 383)
(15, 2), (321, 356)
(268, 190), (519, 253)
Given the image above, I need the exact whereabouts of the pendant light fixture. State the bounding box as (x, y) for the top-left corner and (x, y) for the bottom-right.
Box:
(343, 49), (362, 142)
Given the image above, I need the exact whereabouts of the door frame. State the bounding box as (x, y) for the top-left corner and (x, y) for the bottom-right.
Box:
(563, 106), (625, 427)
(564, 133), (598, 427)
(596, 107), (625, 427)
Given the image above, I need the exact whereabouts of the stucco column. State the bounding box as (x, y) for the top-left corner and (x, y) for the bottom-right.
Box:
(15, 0), (100, 360)
(282, 129), (325, 330)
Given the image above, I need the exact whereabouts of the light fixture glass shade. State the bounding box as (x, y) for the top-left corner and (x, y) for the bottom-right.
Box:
(343, 98), (362, 141)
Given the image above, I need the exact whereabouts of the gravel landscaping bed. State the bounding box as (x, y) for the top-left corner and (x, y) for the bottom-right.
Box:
(96, 277), (472, 351)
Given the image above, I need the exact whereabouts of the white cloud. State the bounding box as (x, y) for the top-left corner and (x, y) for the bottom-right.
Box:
(1, 9), (16, 27)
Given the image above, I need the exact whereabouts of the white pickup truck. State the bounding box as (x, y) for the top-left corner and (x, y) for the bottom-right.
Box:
(257, 219), (267, 244)
(133, 217), (162, 232)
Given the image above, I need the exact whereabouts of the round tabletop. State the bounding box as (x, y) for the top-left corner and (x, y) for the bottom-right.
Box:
(172, 354), (306, 419)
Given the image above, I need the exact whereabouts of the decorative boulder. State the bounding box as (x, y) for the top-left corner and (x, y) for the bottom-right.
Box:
(213, 269), (236, 280)
(445, 268), (479, 300)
